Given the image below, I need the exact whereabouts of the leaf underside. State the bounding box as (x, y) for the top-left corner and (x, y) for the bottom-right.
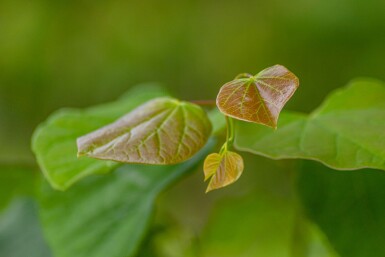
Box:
(216, 65), (299, 128)
(235, 79), (385, 171)
(204, 151), (244, 192)
(77, 98), (212, 165)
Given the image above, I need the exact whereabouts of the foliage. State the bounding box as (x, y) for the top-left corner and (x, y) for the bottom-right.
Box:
(2, 75), (385, 257)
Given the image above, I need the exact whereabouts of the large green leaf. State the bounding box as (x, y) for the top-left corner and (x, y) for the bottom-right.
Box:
(32, 84), (169, 190)
(196, 190), (337, 257)
(0, 198), (52, 257)
(235, 79), (385, 170)
(39, 142), (212, 257)
(298, 161), (385, 257)
(77, 98), (212, 165)
(0, 165), (36, 210)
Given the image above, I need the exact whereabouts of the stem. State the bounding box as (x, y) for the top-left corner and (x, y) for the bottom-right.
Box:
(220, 115), (235, 155)
(189, 100), (216, 106)
(226, 116), (235, 147)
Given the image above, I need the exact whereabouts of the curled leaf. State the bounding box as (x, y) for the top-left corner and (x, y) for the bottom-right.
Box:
(204, 151), (244, 192)
(77, 97), (212, 165)
(216, 65), (299, 128)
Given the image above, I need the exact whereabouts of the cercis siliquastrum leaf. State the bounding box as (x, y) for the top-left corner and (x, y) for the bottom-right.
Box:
(216, 64), (299, 128)
(204, 64), (299, 192)
(77, 97), (212, 165)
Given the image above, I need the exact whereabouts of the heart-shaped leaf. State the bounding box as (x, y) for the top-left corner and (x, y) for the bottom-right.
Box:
(216, 65), (299, 128)
(203, 151), (244, 192)
(77, 97), (212, 165)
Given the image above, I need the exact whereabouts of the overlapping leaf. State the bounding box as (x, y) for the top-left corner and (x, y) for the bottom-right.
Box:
(39, 143), (212, 257)
(203, 151), (244, 192)
(32, 84), (168, 190)
(235, 79), (385, 171)
(77, 98), (212, 165)
(216, 65), (299, 128)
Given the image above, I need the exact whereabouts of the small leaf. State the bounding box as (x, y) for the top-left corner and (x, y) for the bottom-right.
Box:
(203, 151), (244, 192)
(77, 97), (212, 165)
(216, 65), (299, 128)
(234, 79), (385, 171)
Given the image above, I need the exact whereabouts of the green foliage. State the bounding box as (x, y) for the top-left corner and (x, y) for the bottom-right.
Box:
(198, 194), (337, 257)
(77, 97), (212, 165)
(0, 198), (52, 257)
(21, 77), (385, 257)
(298, 161), (385, 257)
(39, 143), (212, 257)
(235, 79), (385, 171)
(32, 85), (168, 190)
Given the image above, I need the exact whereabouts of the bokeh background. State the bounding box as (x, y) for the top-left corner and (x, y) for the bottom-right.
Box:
(1, 0), (385, 256)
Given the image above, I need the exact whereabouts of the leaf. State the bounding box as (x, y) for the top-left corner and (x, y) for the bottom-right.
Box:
(39, 143), (212, 257)
(235, 79), (385, 171)
(32, 84), (168, 190)
(0, 165), (36, 210)
(0, 198), (52, 257)
(298, 161), (385, 257)
(203, 151), (244, 192)
(198, 190), (338, 257)
(77, 98), (212, 165)
(216, 65), (299, 128)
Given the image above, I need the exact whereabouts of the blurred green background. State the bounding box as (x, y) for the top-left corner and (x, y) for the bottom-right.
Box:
(1, 0), (385, 256)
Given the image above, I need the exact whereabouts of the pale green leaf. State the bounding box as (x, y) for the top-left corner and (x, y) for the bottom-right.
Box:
(203, 151), (244, 192)
(32, 84), (168, 190)
(39, 143), (212, 257)
(77, 98), (212, 165)
(235, 79), (385, 170)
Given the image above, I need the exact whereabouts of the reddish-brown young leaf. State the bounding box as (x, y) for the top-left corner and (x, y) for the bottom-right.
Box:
(216, 65), (299, 128)
(203, 151), (244, 192)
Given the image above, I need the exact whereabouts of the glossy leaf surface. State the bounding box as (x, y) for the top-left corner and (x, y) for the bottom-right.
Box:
(235, 80), (385, 171)
(32, 84), (168, 190)
(298, 161), (385, 257)
(77, 98), (212, 165)
(203, 151), (244, 192)
(217, 65), (299, 128)
(39, 143), (211, 257)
